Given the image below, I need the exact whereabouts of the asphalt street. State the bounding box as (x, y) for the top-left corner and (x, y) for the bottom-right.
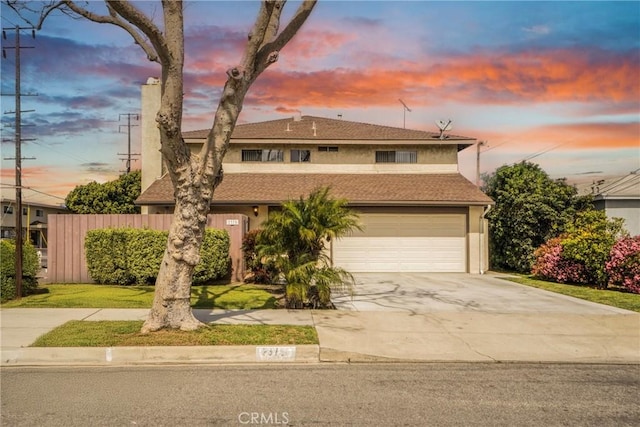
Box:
(2, 363), (639, 426)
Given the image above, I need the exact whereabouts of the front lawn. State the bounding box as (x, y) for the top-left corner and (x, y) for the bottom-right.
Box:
(504, 275), (640, 313)
(31, 320), (318, 347)
(1, 283), (281, 309)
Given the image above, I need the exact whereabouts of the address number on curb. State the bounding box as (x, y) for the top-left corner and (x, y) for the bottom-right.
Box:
(256, 346), (296, 362)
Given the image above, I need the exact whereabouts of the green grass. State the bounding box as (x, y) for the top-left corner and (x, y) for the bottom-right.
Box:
(1, 284), (279, 309)
(504, 275), (640, 313)
(31, 320), (318, 347)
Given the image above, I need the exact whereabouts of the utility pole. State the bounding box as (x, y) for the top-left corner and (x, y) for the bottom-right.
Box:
(2, 25), (36, 299)
(476, 141), (486, 187)
(118, 113), (140, 173)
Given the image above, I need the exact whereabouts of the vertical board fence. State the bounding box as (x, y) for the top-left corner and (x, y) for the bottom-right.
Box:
(48, 214), (248, 283)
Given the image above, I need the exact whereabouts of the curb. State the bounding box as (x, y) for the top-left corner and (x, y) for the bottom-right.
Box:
(1, 345), (320, 366)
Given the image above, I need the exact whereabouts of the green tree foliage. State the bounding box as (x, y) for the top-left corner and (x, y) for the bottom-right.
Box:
(65, 171), (141, 214)
(1, 239), (40, 301)
(257, 187), (361, 308)
(484, 162), (590, 273)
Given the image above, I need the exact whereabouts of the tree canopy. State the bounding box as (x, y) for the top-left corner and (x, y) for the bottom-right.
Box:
(65, 171), (141, 214)
(483, 161), (592, 273)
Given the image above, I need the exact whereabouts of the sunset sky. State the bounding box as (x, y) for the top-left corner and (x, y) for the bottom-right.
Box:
(1, 1), (638, 206)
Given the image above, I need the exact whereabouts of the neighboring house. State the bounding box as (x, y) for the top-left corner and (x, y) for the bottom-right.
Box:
(136, 79), (494, 274)
(1, 197), (68, 267)
(591, 173), (640, 236)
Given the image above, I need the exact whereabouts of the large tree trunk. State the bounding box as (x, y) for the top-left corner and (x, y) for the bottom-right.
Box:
(141, 170), (212, 332)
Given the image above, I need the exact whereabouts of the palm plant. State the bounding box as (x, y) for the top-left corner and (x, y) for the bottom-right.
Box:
(256, 187), (361, 308)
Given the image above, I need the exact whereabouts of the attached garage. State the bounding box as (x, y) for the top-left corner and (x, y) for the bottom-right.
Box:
(138, 173), (493, 273)
(332, 212), (467, 272)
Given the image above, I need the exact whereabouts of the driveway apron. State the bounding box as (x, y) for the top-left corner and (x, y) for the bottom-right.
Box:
(312, 273), (639, 363)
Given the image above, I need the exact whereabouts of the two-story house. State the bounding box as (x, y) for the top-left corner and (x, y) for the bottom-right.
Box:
(1, 196), (68, 268)
(136, 79), (493, 274)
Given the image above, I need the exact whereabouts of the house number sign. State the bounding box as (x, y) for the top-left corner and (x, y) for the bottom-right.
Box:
(256, 346), (296, 362)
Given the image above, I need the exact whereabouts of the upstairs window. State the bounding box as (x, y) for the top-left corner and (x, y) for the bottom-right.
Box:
(241, 149), (284, 162)
(291, 149), (311, 162)
(36, 209), (44, 217)
(318, 146), (339, 152)
(375, 150), (417, 164)
(3, 206), (13, 214)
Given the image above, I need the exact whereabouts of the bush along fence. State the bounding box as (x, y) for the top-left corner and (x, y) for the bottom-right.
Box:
(85, 228), (230, 285)
(48, 214), (248, 283)
(1, 239), (40, 302)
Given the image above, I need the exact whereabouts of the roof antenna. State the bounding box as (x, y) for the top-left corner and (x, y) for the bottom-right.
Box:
(436, 119), (452, 139)
(399, 99), (411, 129)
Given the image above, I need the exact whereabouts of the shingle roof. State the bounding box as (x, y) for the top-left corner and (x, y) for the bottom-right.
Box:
(136, 173), (493, 206)
(183, 115), (474, 143)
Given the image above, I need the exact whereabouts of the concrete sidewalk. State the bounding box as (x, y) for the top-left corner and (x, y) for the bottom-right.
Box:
(1, 307), (639, 366)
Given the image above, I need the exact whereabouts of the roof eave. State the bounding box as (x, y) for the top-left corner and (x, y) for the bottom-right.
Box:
(137, 199), (494, 207)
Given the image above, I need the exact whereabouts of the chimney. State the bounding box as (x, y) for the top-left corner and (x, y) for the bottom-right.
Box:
(140, 78), (162, 204)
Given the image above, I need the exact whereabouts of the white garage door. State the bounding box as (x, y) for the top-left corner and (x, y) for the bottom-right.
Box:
(332, 213), (466, 272)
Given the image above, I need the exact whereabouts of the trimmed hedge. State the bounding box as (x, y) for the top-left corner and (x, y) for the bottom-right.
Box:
(1, 239), (40, 301)
(85, 228), (230, 285)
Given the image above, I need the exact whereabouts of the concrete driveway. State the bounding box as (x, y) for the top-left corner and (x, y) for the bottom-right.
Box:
(332, 272), (631, 314)
(315, 272), (639, 363)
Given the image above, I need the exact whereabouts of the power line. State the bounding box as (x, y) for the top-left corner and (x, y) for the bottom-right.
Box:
(520, 142), (568, 163)
(1, 15), (17, 27)
(0, 183), (66, 202)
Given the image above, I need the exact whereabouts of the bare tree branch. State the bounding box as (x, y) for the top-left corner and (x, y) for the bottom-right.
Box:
(5, 0), (65, 29)
(58, 1), (161, 63)
(105, 0), (168, 64)
(272, 0), (316, 49)
(261, 0), (284, 47)
(255, 0), (317, 76)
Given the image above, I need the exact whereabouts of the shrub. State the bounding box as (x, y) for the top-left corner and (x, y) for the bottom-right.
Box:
(85, 229), (137, 285)
(1, 239), (40, 301)
(121, 229), (168, 285)
(241, 229), (276, 284)
(531, 237), (589, 284)
(85, 228), (230, 285)
(561, 211), (625, 288)
(606, 236), (640, 293)
(193, 229), (231, 283)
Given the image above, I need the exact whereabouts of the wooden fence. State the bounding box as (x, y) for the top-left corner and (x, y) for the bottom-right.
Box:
(47, 214), (248, 283)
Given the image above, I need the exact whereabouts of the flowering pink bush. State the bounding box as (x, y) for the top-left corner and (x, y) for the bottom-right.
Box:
(606, 236), (640, 293)
(531, 237), (590, 284)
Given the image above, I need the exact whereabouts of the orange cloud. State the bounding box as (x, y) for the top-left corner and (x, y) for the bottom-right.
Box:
(209, 47), (640, 109)
(461, 121), (639, 157)
(279, 29), (357, 61)
(520, 122), (640, 150)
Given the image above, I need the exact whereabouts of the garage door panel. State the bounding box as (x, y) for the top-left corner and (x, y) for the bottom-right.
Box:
(357, 214), (466, 238)
(333, 236), (466, 273)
